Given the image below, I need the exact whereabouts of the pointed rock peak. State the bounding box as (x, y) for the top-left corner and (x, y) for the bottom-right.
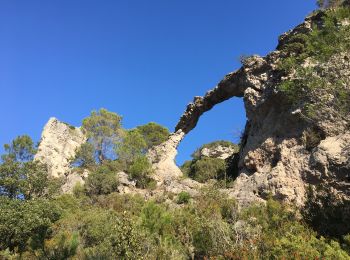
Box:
(35, 117), (86, 178)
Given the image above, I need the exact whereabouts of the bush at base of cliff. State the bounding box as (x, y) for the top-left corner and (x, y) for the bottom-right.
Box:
(176, 191), (191, 204)
(128, 155), (155, 189)
(84, 165), (119, 196)
(302, 185), (350, 239)
(181, 157), (227, 183)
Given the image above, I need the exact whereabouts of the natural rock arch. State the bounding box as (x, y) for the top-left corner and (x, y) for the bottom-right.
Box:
(147, 12), (332, 206)
(34, 12), (350, 206)
(147, 54), (271, 183)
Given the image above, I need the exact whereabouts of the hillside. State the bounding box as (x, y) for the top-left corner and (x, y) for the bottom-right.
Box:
(1, 2), (350, 259)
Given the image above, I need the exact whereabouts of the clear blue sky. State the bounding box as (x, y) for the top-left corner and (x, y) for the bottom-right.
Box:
(0, 0), (316, 164)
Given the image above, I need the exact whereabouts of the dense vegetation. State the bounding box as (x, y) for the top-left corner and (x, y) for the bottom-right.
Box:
(72, 108), (169, 189)
(1, 174), (350, 259)
(181, 141), (239, 186)
(277, 5), (350, 122)
(2, 2), (350, 259)
(1, 121), (350, 258)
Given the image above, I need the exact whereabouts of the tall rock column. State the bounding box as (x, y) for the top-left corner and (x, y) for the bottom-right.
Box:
(147, 130), (185, 183)
(35, 117), (86, 178)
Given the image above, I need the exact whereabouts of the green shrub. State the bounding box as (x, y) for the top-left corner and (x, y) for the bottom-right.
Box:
(95, 193), (145, 216)
(0, 197), (61, 254)
(186, 157), (227, 183)
(277, 6), (350, 120)
(72, 142), (95, 169)
(238, 198), (350, 259)
(128, 156), (154, 189)
(43, 231), (79, 260)
(44, 207), (145, 259)
(136, 122), (170, 149)
(177, 191), (191, 204)
(140, 201), (174, 237)
(180, 160), (192, 177)
(85, 166), (119, 195)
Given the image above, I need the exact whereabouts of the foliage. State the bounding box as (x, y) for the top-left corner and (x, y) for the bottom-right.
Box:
(128, 155), (155, 189)
(182, 157), (227, 183)
(43, 231), (79, 260)
(302, 127), (323, 151)
(136, 122), (169, 149)
(0, 197), (61, 254)
(140, 201), (174, 236)
(1, 186), (350, 259)
(80, 210), (144, 259)
(116, 129), (147, 165)
(0, 136), (58, 199)
(177, 191), (191, 204)
(39, 201), (145, 260)
(71, 142), (95, 169)
(0, 158), (23, 199)
(3, 135), (36, 162)
(277, 7), (350, 121)
(76, 116), (169, 189)
(95, 192), (145, 216)
(117, 122), (169, 165)
(84, 164), (119, 196)
(21, 161), (51, 199)
(82, 108), (123, 163)
(183, 140), (239, 186)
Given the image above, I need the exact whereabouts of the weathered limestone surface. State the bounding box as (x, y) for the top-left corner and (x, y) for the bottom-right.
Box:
(35, 118), (87, 193)
(35, 11), (350, 205)
(200, 145), (238, 160)
(149, 12), (350, 206)
(147, 130), (186, 183)
(35, 117), (86, 178)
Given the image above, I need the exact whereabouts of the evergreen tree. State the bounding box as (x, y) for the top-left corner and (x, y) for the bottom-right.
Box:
(82, 108), (123, 163)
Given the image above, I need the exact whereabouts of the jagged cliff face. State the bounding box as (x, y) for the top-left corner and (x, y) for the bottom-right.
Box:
(35, 118), (86, 178)
(230, 11), (350, 205)
(150, 9), (350, 206)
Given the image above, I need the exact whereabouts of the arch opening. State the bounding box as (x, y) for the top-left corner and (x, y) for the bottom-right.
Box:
(176, 97), (246, 166)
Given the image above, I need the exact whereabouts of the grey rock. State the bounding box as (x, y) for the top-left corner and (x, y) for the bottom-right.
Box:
(148, 12), (350, 206)
(35, 117), (86, 178)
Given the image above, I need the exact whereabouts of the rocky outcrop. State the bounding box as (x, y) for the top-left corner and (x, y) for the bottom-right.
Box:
(34, 10), (349, 206)
(150, 10), (350, 206)
(116, 171), (201, 199)
(61, 169), (89, 193)
(198, 144), (238, 160)
(35, 118), (87, 189)
(147, 130), (185, 183)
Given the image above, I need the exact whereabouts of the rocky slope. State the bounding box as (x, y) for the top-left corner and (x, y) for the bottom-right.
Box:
(150, 9), (350, 206)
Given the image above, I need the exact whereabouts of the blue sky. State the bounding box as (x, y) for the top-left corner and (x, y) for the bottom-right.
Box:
(0, 0), (316, 164)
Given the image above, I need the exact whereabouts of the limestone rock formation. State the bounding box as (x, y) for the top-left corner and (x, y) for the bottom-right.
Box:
(35, 117), (86, 178)
(33, 10), (349, 206)
(147, 130), (185, 183)
(199, 144), (238, 160)
(61, 169), (89, 193)
(149, 11), (350, 206)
